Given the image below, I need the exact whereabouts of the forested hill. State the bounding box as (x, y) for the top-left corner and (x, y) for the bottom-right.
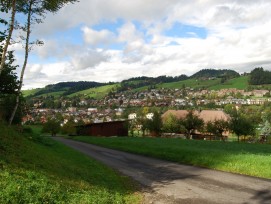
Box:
(118, 75), (189, 91)
(191, 69), (240, 79)
(29, 81), (109, 97)
(249, 68), (271, 85)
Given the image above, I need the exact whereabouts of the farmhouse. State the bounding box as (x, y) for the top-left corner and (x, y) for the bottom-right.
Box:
(162, 109), (230, 123)
(76, 120), (128, 137)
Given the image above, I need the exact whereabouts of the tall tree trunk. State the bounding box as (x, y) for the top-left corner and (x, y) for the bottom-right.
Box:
(0, 0), (16, 76)
(9, 0), (32, 125)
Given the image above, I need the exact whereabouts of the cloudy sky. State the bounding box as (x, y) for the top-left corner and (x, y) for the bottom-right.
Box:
(7, 0), (271, 89)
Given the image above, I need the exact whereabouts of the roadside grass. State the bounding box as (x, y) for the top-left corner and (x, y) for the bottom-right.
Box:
(72, 136), (271, 179)
(0, 123), (142, 203)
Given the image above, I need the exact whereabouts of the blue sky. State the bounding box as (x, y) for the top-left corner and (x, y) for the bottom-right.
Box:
(4, 0), (271, 89)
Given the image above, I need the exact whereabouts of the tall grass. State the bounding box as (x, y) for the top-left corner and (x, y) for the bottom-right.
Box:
(72, 136), (271, 179)
(0, 123), (142, 203)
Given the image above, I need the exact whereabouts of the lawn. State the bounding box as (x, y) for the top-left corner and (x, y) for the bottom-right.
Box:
(0, 124), (142, 203)
(72, 136), (271, 179)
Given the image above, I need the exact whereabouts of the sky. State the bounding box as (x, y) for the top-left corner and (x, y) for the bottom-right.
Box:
(4, 0), (271, 89)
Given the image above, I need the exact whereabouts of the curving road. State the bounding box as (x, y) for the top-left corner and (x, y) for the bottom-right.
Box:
(53, 137), (271, 204)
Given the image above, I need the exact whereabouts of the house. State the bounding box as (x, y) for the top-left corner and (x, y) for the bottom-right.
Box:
(76, 120), (128, 137)
(162, 109), (230, 138)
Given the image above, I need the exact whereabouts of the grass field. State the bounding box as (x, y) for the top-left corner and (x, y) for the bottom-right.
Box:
(158, 78), (221, 89)
(0, 124), (142, 203)
(209, 76), (249, 90)
(22, 88), (41, 97)
(68, 84), (119, 99)
(72, 136), (271, 179)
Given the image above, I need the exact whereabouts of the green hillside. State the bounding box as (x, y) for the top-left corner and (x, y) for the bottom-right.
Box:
(158, 78), (221, 89)
(209, 76), (249, 90)
(0, 123), (141, 203)
(68, 84), (120, 99)
(23, 88), (41, 97)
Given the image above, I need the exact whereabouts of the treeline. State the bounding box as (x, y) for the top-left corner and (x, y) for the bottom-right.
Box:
(118, 75), (188, 91)
(191, 69), (240, 79)
(29, 81), (108, 97)
(249, 68), (271, 85)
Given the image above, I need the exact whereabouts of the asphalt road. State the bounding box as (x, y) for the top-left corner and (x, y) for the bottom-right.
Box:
(53, 137), (271, 204)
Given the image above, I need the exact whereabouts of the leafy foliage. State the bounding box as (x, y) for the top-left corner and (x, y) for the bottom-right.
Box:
(28, 81), (107, 97)
(118, 75), (188, 91)
(206, 119), (229, 140)
(180, 111), (204, 139)
(162, 113), (180, 133)
(249, 67), (271, 85)
(229, 111), (255, 142)
(42, 119), (61, 136)
(191, 69), (240, 79)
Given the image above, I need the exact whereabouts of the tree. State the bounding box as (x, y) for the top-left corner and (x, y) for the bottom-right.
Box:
(229, 112), (255, 142)
(180, 110), (204, 139)
(61, 120), (76, 135)
(260, 120), (271, 142)
(8, 0), (78, 125)
(145, 110), (162, 136)
(162, 113), (180, 133)
(206, 119), (229, 141)
(0, 0), (17, 76)
(0, 39), (22, 123)
(42, 119), (60, 136)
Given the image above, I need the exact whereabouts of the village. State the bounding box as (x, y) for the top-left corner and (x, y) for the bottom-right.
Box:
(23, 87), (271, 133)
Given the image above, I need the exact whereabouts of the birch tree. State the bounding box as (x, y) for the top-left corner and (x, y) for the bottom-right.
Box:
(8, 0), (78, 125)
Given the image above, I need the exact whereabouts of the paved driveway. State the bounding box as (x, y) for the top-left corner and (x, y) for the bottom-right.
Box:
(53, 137), (271, 204)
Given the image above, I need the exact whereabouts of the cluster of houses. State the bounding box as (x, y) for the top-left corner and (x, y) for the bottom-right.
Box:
(23, 87), (271, 137)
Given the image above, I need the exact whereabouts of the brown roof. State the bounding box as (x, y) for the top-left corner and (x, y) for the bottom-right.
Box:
(198, 110), (230, 123)
(162, 110), (230, 123)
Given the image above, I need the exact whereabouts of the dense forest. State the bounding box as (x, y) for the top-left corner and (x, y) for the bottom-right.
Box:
(118, 75), (189, 91)
(191, 69), (240, 79)
(29, 81), (108, 97)
(249, 68), (271, 85)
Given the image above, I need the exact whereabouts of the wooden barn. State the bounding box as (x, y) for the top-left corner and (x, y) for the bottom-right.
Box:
(76, 120), (128, 137)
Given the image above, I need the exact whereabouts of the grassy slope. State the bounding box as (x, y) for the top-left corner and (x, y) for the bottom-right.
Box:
(158, 78), (221, 89)
(0, 124), (141, 203)
(68, 84), (119, 99)
(72, 137), (271, 179)
(209, 76), (249, 90)
(22, 88), (41, 97)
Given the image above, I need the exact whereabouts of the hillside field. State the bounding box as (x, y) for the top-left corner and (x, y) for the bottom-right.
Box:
(0, 124), (142, 203)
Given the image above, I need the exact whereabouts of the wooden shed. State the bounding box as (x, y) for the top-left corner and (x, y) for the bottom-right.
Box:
(76, 120), (128, 137)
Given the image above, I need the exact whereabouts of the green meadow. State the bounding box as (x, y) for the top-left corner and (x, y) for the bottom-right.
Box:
(68, 84), (119, 99)
(0, 124), (142, 203)
(209, 76), (249, 90)
(72, 136), (271, 179)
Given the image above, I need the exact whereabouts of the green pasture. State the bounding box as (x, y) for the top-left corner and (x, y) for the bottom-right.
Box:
(68, 84), (119, 99)
(0, 124), (142, 203)
(72, 136), (271, 179)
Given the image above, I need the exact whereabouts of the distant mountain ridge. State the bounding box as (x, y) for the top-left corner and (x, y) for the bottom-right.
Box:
(23, 68), (271, 99)
(190, 69), (240, 79)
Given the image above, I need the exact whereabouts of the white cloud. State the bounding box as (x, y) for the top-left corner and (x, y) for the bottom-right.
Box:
(71, 49), (109, 70)
(13, 0), (271, 89)
(82, 26), (116, 46)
